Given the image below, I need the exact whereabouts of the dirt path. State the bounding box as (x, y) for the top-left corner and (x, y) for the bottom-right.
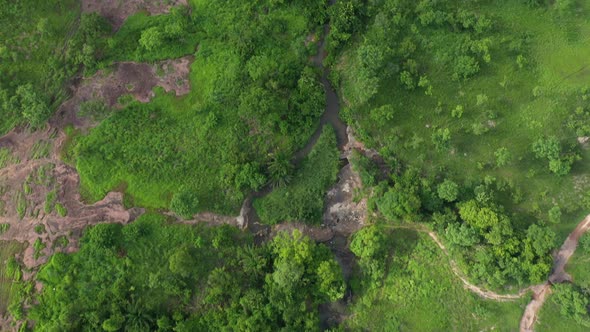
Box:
(519, 214), (590, 332)
(390, 214), (590, 331)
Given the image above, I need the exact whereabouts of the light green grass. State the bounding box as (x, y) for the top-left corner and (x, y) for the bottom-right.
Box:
(346, 229), (526, 331)
(337, 0), (590, 237)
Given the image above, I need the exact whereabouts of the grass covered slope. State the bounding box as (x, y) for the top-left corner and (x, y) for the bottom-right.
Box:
(346, 227), (526, 331)
(335, 0), (590, 227)
(29, 214), (345, 331)
(74, 0), (328, 214)
(254, 126), (340, 224)
(330, 0), (590, 290)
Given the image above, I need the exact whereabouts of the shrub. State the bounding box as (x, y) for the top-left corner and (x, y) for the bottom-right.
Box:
(170, 190), (200, 219)
(437, 180), (459, 202)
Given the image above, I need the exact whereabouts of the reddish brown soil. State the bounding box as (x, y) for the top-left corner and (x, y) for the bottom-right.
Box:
(53, 56), (193, 131)
(0, 127), (142, 269)
(82, 0), (188, 30)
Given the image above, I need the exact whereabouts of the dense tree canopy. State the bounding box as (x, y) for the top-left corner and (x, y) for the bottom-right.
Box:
(30, 215), (344, 331)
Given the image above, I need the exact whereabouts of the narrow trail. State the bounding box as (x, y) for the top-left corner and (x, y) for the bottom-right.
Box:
(391, 213), (590, 331)
(390, 213), (590, 332)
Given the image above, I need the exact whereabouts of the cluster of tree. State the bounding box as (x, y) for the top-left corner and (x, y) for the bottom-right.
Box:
(339, 0), (495, 107)
(350, 225), (388, 289)
(532, 136), (579, 176)
(106, 7), (198, 62)
(67, 13), (112, 74)
(372, 166), (556, 288)
(566, 87), (590, 137)
(29, 214), (345, 331)
(0, 84), (50, 129)
(551, 283), (590, 327)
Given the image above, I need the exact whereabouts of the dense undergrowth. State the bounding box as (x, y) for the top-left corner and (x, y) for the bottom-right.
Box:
(0, 0), (82, 133)
(254, 126), (340, 224)
(27, 214), (344, 331)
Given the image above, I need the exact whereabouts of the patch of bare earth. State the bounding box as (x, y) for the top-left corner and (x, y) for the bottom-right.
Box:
(53, 56), (192, 131)
(82, 0), (188, 30)
(0, 129), (142, 270)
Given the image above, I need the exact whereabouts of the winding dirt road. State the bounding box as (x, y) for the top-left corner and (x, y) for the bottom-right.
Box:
(392, 213), (590, 332)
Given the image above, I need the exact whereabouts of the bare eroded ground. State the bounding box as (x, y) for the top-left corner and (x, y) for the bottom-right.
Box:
(0, 128), (142, 270)
(82, 0), (188, 30)
(54, 56), (193, 130)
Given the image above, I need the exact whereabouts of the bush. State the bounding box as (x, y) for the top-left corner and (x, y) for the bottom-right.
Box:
(552, 283), (590, 326)
(55, 203), (67, 217)
(0, 223), (10, 235)
(170, 190), (200, 219)
(437, 180), (459, 202)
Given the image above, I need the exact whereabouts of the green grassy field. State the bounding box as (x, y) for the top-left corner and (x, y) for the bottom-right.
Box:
(331, 0), (590, 291)
(336, 0), (590, 233)
(346, 229), (526, 331)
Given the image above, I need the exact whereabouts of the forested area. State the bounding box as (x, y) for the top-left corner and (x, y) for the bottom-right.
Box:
(2, 0), (590, 331)
(25, 214), (344, 331)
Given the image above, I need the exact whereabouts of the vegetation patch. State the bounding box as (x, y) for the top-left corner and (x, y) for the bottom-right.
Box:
(346, 227), (526, 331)
(254, 126), (340, 224)
(74, 0), (327, 214)
(332, 0), (590, 291)
(0, 241), (27, 315)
